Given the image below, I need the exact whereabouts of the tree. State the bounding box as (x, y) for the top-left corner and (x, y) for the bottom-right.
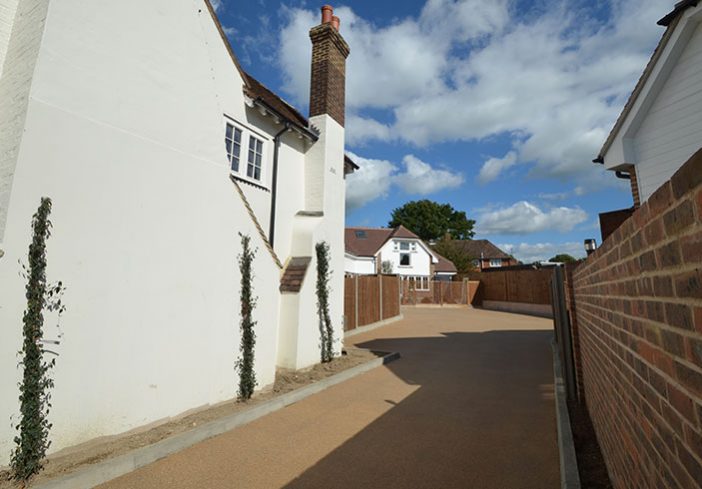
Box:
(432, 239), (477, 274)
(549, 253), (577, 263)
(388, 200), (475, 242)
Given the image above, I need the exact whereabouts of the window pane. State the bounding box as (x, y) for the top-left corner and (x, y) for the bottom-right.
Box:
(225, 138), (233, 156)
(234, 128), (241, 143)
(400, 253), (410, 266)
(247, 165), (254, 178)
(226, 124), (233, 139)
(255, 153), (262, 168)
(254, 168), (260, 180)
(400, 242), (410, 250)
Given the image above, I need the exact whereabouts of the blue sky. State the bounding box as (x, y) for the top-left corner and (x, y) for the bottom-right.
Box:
(214, 0), (671, 262)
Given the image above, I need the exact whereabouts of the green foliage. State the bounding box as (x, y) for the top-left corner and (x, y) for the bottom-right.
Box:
(388, 200), (475, 241)
(432, 239), (476, 274)
(11, 198), (59, 481)
(236, 234), (257, 400)
(315, 242), (334, 363)
(549, 253), (577, 263)
(380, 260), (394, 274)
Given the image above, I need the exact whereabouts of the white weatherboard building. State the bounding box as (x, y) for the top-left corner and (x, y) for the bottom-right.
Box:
(596, 0), (702, 204)
(0, 1), (353, 464)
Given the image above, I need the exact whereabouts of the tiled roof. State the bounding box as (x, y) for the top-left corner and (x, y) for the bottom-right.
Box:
(434, 253), (457, 273)
(280, 257), (311, 293)
(345, 226), (421, 257)
(243, 73), (309, 129)
(448, 240), (511, 260)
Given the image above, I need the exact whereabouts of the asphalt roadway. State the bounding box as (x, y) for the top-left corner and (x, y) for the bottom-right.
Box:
(99, 307), (560, 489)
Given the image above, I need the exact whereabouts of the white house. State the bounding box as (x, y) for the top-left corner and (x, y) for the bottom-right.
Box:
(0, 1), (353, 464)
(595, 0), (702, 204)
(345, 226), (457, 291)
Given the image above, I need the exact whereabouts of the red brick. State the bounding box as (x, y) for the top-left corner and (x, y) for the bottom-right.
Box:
(685, 337), (702, 369)
(675, 270), (702, 300)
(675, 439), (702, 485)
(653, 276), (674, 298)
(684, 424), (702, 461)
(655, 241), (683, 269)
(670, 148), (702, 200)
(680, 231), (702, 265)
(661, 329), (686, 357)
(663, 199), (695, 236)
(674, 361), (702, 397)
(648, 181), (674, 214)
(667, 382), (697, 425)
(639, 250), (658, 272)
(696, 307), (702, 334)
(644, 218), (666, 246)
(665, 303), (695, 331)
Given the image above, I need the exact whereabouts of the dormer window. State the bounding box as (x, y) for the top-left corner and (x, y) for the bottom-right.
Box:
(355, 230), (367, 239)
(394, 240), (417, 252)
(247, 136), (263, 181)
(225, 123), (242, 172)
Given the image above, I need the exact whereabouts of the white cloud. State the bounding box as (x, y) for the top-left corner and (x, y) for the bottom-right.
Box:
(210, 0), (223, 12)
(477, 201), (588, 235)
(345, 153), (465, 211)
(278, 0), (668, 182)
(345, 152), (396, 211)
(537, 191), (569, 201)
(394, 155), (464, 195)
(498, 242), (586, 263)
(478, 151), (517, 183)
(346, 114), (394, 146)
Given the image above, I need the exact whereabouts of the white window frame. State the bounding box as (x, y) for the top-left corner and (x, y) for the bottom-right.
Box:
(247, 135), (264, 181)
(225, 122), (243, 172)
(489, 259), (502, 267)
(224, 116), (268, 186)
(411, 276), (429, 291)
(399, 253), (411, 267)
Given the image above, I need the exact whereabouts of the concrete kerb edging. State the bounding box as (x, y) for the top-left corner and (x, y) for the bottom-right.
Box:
(551, 340), (581, 489)
(34, 351), (401, 489)
(344, 314), (403, 338)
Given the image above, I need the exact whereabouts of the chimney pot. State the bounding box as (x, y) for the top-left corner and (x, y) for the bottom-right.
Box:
(331, 15), (340, 31)
(321, 5), (333, 24)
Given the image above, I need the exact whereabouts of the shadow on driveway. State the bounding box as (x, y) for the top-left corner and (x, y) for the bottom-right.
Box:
(284, 329), (559, 489)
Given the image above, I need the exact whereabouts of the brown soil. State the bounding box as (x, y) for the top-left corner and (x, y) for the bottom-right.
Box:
(568, 400), (613, 489)
(0, 348), (383, 489)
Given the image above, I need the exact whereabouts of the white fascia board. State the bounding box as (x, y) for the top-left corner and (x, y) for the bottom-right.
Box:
(603, 5), (702, 170)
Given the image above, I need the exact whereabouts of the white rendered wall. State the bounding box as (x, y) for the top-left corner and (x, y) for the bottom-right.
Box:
(0, 0), (50, 243)
(0, 0), (287, 463)
(0, 0), (19, 75)
(634, 20), (702, 201)
(377, 239), (432, 277)
(277, 114), (345, 370)
(344, 254), (375, 275)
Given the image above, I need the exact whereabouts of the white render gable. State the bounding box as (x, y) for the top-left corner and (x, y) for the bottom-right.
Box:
(601, 3), (702, 202)
(0, 0), (348, 464)
(377, 238), (435, 277)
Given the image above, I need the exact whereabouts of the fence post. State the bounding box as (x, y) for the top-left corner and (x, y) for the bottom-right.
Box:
(379, 274), (384, 321)
(354, 274), (359, 329)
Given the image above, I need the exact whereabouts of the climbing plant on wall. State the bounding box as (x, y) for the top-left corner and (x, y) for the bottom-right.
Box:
(315, 241), (334, 363)
(11, 197), (62, 481)
(236, 233), (257, 400)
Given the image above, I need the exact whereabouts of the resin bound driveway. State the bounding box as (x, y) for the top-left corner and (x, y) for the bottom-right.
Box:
(100, 307), (560, 489)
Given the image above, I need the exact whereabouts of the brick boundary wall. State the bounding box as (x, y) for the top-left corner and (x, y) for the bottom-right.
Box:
(569, 148), (702, 488)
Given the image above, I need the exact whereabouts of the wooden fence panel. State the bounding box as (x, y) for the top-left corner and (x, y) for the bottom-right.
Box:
(381, 275), (399, 319)
(358, 275), (381, 326)
(473, 269), (552, 305)
(344, 276), (357, 331)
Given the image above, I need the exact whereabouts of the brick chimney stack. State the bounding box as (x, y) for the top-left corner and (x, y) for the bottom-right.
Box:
(309, 5), (350, 127)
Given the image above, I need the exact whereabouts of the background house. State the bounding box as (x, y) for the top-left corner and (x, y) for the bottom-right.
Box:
(445, 239), (518, 270)
(594, 0), (702, 240)
(0, 0), (351, 464)
(345, 226), (456, 290)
